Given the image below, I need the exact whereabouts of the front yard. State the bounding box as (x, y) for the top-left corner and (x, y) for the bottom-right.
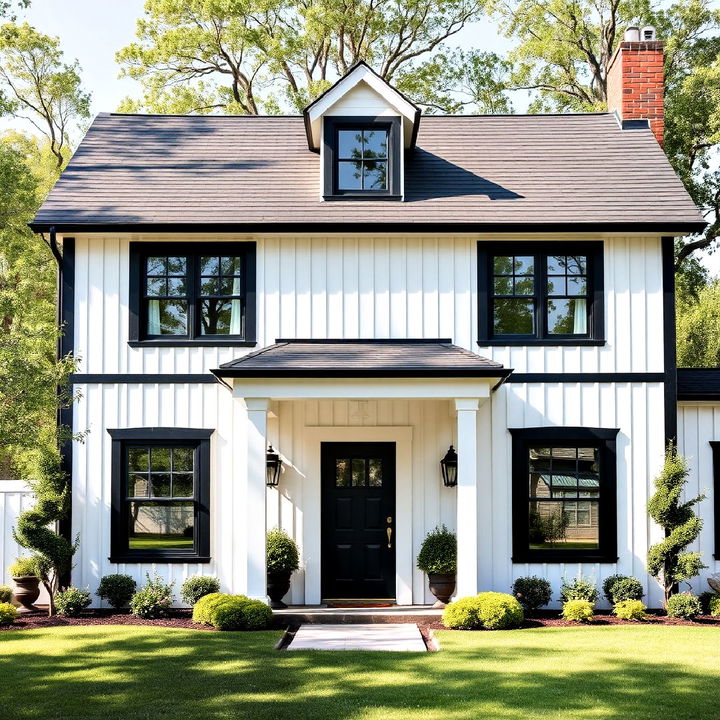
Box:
(1, 624), (718, 720)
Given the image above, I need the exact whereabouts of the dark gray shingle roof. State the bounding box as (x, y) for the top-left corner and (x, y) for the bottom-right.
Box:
(677, 368), (720, 400)
(32, 112), (703, 231)
(213, 339), (510, 378)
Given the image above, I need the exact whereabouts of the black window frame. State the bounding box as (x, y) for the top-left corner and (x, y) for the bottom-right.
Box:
(323, 116), (401, 199)
(510, 426), (619, 563)
(109, 428), (213, 563)
(477, 242), (605, 346)
(711, 442), (720, 559)
(129, 242), (256, 347)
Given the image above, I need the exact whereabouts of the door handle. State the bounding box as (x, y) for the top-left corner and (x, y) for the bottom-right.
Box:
(386, 526), (393, 548)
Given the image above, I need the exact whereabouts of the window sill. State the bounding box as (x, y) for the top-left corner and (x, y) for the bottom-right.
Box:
(512, 553), (618, 564)
(129, 340), (257, 349)
(478, 339), (606, 347)
(323, 193), (402, 201)
(110, 555), (211, 564)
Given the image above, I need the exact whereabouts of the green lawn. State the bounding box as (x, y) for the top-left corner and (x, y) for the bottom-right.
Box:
(1, 624), (719, 720)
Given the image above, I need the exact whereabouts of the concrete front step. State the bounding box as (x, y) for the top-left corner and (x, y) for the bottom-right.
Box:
(272, 605), (442, 625)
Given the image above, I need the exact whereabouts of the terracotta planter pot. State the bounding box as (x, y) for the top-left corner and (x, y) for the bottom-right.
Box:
(12, 576), (40, 612)
(267, 571), (292, 609)
(428, 572), (456, 608)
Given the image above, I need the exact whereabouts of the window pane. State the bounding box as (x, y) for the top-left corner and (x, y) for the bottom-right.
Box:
(127, 501), (194, 550)
(546, 255), (564, 275)
(200, 299), (234, 335)
(149, 473), (171, 498)
(146, 277), (166, 297)
(128, 474), (149, 498)
(167, 277), (186, 296)
(336, 459), (350, 487)
(338, 130), (363, 159)
(546, 277), (566, 296)
(150, 299), (187, 335)
(547, 298), (587, 335)
(567, 255), (587, 275)
(529, 500), (599, 550)
(493, 256), (513, 275)
(172, 473), (194, 498)
(567, 276), (587, 296)
(514, 276), (535, 295)
(494, 276), (512, 295)
(363, 161), (387, 190)
(128, 448), (149, 472)
(200, 277), (219, 295)
(147, 257), (166, 275)
(166, 257), (186, 276)
(221, 256), (242, 276)
(338, 160), (363, 190)
(151, 447), (171, 471)
(369, 459), (383, 487)
(352, 459), (366, 487)
(363, 130), (387, 158)
(200, 256), (219, 275)
(173, 447), (193, 472)
(514, 256), (534, 275)
(494, 299), (534, 334)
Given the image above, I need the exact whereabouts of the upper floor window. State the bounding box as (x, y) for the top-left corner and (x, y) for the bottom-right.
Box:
(477, 242), (604, 346)
(323, 116), (401, 198)
(129, 242), (256, 347)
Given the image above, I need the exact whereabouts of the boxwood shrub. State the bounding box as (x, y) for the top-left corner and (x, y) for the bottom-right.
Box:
(560, 577), (598, 603)
(180, 576), (221, 606)
(666, 593), (702, 620)
(443, 592), (524, 630)
(562, 599), (594, 622)
(266, 528), (300, 575)
(55, 587), (92, 617)
(613, 599), (648, 621)
(709, 595), (720, 617)
(192, 592), (233, 624)
(97, 574), (137, 609)
(511, 576), (551, 612)
(192, 592), (271, 630)
(602, 574), (644, 604)
(417, 525), (457, 575)
(0, 602), (18, 626)
(0, 585), (12, 603)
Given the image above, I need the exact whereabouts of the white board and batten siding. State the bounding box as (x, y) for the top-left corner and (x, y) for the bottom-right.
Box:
(677, 403), (720, 591)
(68, 232), (668, 606)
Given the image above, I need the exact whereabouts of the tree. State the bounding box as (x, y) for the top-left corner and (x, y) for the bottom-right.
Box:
(490, 0), (720, 266)
(116, 0), (491, 114)
(647, 446), (705, 605)
(0, 22), (91, 167)
(676, 279), (720, 366)
(0, 0), (29, 20)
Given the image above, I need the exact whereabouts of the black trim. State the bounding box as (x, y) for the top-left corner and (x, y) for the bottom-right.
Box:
(58, 236), (75, 563)
(71, 374), (218, 384)
(507, 373), (665, 384)
(477, 241), (605, 345)
(662, 236), (677, 444)
(29, 221), (709, 235)
(108, 427), (213, 563)
(212, 367), (513, 379)
(322, 116), (401, 199)
(509, 426), (619, 563)
(128, 241), (256, 346)
(275, 338), (453, 344)
(677, 368), (720, 401)
(711, 442), (720, 558)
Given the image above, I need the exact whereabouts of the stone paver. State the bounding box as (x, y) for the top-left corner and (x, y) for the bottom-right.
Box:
(287, 623), (426, 651)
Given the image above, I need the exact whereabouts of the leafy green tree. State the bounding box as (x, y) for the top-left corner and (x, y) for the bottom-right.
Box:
(0, 22), (91, 167)
(116, 0), (493, 114)
(647, 446), (705, 605)
(677, 279), (720, 367)
(0, 0), (29, 20)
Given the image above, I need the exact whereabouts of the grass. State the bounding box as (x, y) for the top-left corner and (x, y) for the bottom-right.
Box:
(128, 533), (193, 549)
(1, 624), (719, 720)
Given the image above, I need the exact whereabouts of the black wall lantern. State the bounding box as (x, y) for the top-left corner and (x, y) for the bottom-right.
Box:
(266, 445), (282, 487)
(440, 445), (458, 487)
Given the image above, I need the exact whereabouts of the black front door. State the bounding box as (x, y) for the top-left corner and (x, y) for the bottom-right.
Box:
(321, 442), (396, 599)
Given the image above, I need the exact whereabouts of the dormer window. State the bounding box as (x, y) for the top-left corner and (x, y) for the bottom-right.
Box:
(323, 117), (401, 198)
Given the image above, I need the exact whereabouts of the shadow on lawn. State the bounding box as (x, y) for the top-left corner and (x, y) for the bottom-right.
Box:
(0, 627), (718, 720)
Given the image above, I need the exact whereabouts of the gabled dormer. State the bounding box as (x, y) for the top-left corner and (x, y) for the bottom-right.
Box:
(303, 62), (421, 201)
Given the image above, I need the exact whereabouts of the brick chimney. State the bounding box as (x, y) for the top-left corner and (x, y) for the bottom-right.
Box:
(606, 26), (665, 146)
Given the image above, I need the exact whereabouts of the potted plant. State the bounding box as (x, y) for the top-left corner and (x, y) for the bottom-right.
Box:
(266, 528), (299, 609)
(8, 556), (41, 612)
(417, 525), (457, 607)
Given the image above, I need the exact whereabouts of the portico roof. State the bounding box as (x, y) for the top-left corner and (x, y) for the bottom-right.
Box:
(212, 339), (511, 380)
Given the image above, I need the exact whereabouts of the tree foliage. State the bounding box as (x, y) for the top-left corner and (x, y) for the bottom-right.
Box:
(116, 0), (501, 114)
(0, 22), (91, 166)
(676, 278), (720, 366)
(647, 446), (705, 605)
(491, 0), (720, 266)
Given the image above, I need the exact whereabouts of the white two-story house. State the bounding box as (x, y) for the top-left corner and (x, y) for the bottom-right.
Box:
(29, 33), (719, 609)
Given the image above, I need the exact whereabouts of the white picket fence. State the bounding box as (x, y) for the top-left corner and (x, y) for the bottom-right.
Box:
(0, 481), (51, 604)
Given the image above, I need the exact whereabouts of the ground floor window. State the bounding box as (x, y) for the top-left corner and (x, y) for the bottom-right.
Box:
(510, 427), (619, 563)
(710, 442), (720, 557)
(108, 428), (213, 563)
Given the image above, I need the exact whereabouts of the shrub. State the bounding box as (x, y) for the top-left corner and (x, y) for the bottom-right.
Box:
(709, 596), (720, 617)
(602, 574), (644, 604)
(698, 591), (716, 615)
(0, 602), (19, 626)
(97, 574), (137, 609)
(55, 587), (92, 617)
(512, 576), (552, 612)
(210, 597), (272, 631)
(560, 577), (599, 603)
(8, 556), (40, 578)
(192, 592), (239, 624)
(180, 576), (221, 606)
(613, 599), (648, 621)
(417, 525), (457, 574)
(0, 585), (12, 603)
(529, 507), (569, 546)
(442, 592), (524, 630)
(666, 592), (702, 620)
(266, 528), (300, 574)
(129, 573), (174, 619)
(562, 599), (595, 622)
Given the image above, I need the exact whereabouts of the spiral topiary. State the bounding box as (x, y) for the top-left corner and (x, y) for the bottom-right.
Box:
(647, 446), (706, 606)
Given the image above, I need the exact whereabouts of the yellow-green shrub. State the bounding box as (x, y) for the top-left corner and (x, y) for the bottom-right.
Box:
(0, 602), (19, 626)
(613, 599), (648, 621)
(708, 595), (720, 617)
(210, 597), (272, 631)
(192, 592), (230, 624)
(443, 592), (524, 630)
(562, 599), (594, 622)
(442, 596), (483, 630)
(0, 585), (12, 603)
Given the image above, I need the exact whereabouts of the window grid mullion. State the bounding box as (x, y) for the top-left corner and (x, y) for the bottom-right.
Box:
(538, 253), (547, 339)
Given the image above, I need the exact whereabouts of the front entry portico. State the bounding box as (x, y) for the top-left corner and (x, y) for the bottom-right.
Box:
(212, 339), (510, 605)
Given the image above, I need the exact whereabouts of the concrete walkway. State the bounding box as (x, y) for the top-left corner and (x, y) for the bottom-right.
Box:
(287, 623), (427, 651)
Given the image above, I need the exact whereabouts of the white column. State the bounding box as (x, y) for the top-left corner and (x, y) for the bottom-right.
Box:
(244, 398), (269, 602)
(455, 398), (480, 598)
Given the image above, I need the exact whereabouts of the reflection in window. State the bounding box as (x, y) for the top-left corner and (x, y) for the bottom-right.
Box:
(337, 129), (389, 191)
(546, 255), (588, 335)
(492, 255), (535, 335)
